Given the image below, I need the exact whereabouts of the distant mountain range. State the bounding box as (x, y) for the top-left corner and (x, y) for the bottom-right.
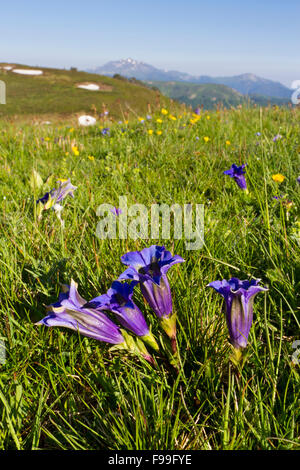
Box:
(150, 81), (290, 110)
(87, 58), (292, 100)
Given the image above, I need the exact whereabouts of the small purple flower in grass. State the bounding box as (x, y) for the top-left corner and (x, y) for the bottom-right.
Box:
(85, 281), (159, 351)
(110, 207), (122, 217)
(36, 179), (77, 223)
(118, 245), (184, 344)
(101, 127), (110, 135)
(273, 134), (282, 142)
(37, 179), (76, 208)
(207, 278), (268, 351)
(36, 280), (125, 345)
(297, 176), (300, 184)
(224, 164), (248, 191)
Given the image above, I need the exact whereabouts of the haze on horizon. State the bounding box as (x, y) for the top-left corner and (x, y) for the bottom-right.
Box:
(1, 0), (299, 87)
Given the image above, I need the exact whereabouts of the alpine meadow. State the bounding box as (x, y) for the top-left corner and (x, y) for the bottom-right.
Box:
(0, 62), (299, 452)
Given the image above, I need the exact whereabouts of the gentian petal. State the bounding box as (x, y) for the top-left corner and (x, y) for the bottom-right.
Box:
(208, 277), (268, 349)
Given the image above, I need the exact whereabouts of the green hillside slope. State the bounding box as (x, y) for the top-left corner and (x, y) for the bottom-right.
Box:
(147, 81), (245, 109)
(0, 64), (174, 120)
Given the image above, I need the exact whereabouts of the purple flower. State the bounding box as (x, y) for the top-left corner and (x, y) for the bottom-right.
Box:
(110, 207), (122, 217)
(256, 132), (261, 136)
(207, 278), (268, 350)
(194, 107), (201, 115)
(85, 281), (149, 337)
(85, 280), (159, 351)
(101, 127), (110, 135)
(297, 176), (300, 184)
(273, 134), (282, 142)
(36, 179), (77, 222)
(36, 280), (125, 345)
(36, 179), (77, 208)
(36, 191), (51, 205)
(118, 245), (184, 340)
(224, 164), (247, 191)
(50, 179), (77, 204)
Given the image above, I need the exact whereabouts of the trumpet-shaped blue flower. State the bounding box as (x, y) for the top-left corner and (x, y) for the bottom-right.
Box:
(85, 281), (149, 337)
(224, 164), (247, 191)
(36, 280), (124, 345)
(207, 278), (268, 349)
(118, 245), (184, 339)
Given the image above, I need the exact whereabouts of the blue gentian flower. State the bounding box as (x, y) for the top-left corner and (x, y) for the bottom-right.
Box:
(118, 245), (184, 340)
(85, 280), (159, 351)
(36, 280), (124, 345)
(224, 164), (247, 191)
(36, 179), (77, 221)
(207, 278), (268, 350)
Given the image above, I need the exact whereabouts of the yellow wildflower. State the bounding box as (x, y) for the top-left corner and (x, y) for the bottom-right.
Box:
(156, 130), (162, 135)
(272, 174), (285, 183)
(204, 136), (210, 143)
(69, 128), (74, 133)
(156, 118), (163, 124)
(72, 146), (79, 156)
(148, 129), (153, 135)
(206, 115), (210, 120)
(88, 155), (95, 161)
(161, 108), (168, 115)
(226, 140), (231, 146)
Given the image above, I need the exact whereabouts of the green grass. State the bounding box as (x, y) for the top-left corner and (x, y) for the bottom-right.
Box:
(0, 104), (299, 450)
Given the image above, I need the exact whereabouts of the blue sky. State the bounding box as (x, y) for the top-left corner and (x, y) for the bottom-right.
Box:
(1, 0), (299, 85)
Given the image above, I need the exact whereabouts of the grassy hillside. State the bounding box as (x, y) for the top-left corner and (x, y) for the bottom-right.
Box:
(0, 63), (175, 121)
(149, 81), (244, 109)
(0, 104), (299, 450)
(148, 80), (290, 109)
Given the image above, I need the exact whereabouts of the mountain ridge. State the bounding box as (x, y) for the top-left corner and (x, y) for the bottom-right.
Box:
(87, 58), (292, 99)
